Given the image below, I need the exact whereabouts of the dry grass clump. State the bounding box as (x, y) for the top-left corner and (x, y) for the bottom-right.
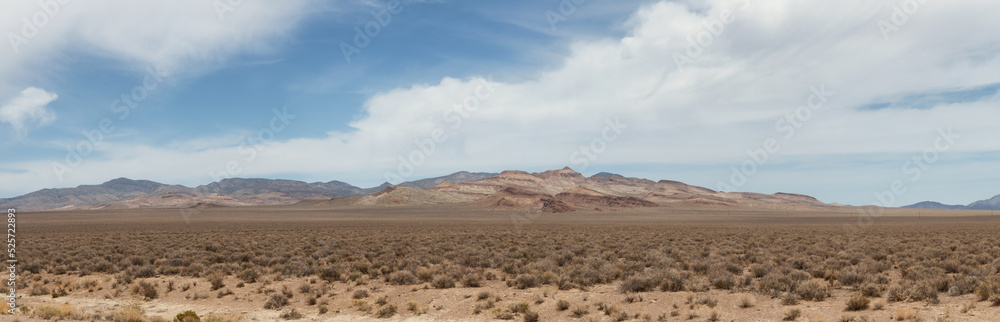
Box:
(845, 294), (870, 311)
(113, 302), (150, 322)
(894, 307), (915, 320)
(32, 304), (85, 320)
(556, 299), (570, 311)
(132, 280), (158, 300)
(264, 293), (290, 309)
(783, 307), (801, 321)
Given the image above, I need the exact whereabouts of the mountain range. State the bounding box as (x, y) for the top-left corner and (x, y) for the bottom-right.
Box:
(0, 171), (496, 211)
(0, 167), (840, 212)
(8, 167), (989, 213)
(903, 194), (1000, 211)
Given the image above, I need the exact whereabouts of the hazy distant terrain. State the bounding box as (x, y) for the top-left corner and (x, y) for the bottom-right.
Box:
(904, 194), (1000, 210)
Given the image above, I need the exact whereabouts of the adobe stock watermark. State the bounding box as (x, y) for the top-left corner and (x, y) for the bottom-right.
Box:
(340, 0), (410, 63)
(545, 0), (588, 31)
(511, 207), (542, 232)
(383, 77), (498, 184)
(208, 106), (296, 182)
(51, 65), (168, 182)
(716, 85), (833, 192)
(213, 0), (245, 21)
(7, 0), (72, 54)
(568, 117), (628, 173)
(673, 0), (751, 72)
(179, 208), (200, 225)
(845, 127), (960, 235)
(877, 0), (928, 40)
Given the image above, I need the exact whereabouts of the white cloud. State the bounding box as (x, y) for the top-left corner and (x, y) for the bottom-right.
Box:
(2, 0), (1000, 205)
(0, 87), (57, 139)
(0, 0), (314, 93)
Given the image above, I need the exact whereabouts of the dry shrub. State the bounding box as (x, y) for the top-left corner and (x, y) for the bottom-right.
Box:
(885, 284), (907, 302)
(708, 270), (736, 290)
(279, 308), (303, 320)
(685, 276), (710, 292)
(845, 293), (870, 311)
(132, 280), (158, 300)
(619, 275), (654, 293)
(796, 280), (830, 301)
(976, 278), (999, 301)
(34, 304), (82, 320)
(523, 310), (539, 322)
(377, 304), (397, 318)
(388, 270), (417, 285)
(783, 308), (801, 321)
(318, 267), (339, 283)
(113, 302), (147, 322)
(657, 269), (687, 292)
(207, 271), (226, 291)
(461, 273), (483, 287)
(432, 275), (456, 289)
(264, 293), (290, 310)
(556, 299), (570, 311)
(175, 310), (201, 322)
(237, 268), (261, 283)
(512, 274), (541, 289)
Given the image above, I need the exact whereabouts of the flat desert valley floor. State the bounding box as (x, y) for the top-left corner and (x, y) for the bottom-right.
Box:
(11, 205), (1000, 321)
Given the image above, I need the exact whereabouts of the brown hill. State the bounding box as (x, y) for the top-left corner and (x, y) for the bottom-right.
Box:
(555, 189), (659, 208)
(351, 186), (477, 206)
(435, 167), (832, 212)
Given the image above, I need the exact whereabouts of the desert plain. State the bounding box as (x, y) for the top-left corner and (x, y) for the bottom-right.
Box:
(9, 204), (1000, 321)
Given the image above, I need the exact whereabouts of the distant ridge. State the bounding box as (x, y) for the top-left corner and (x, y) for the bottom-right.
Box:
(0, 178), (164, 211)
(903, 194), (1000, 211)
(0, 171), (498, 211)
(902, 201), (965, 210)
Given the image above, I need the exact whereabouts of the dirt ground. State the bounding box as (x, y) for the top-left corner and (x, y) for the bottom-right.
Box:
(10, 205), (1000, 321)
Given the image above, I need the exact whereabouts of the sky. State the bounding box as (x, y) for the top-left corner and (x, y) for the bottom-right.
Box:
(1, 0), (999, 207)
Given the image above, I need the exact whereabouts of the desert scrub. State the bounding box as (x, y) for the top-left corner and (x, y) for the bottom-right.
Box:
(432, 275), (456, 289)
(620, 275), (654, 293)
(845, 293), (870, 311)
(783, 308), (801, 321)
(207, 271), (226, 291)
(377, 304), (397, 318)
(132, 280), (158, 300)
(264, 293), (290, 309)
(796, 280), (830, 301)
(279, 308), (303, 320)
(175, 310), (200, 322)
(388, 270), (417, 285)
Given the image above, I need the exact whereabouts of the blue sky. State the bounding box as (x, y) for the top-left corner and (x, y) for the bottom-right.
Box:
(1, 0), (1000, 206)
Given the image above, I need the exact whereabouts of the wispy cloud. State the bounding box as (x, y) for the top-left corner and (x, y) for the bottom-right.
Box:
(0, 87), (57, 139)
